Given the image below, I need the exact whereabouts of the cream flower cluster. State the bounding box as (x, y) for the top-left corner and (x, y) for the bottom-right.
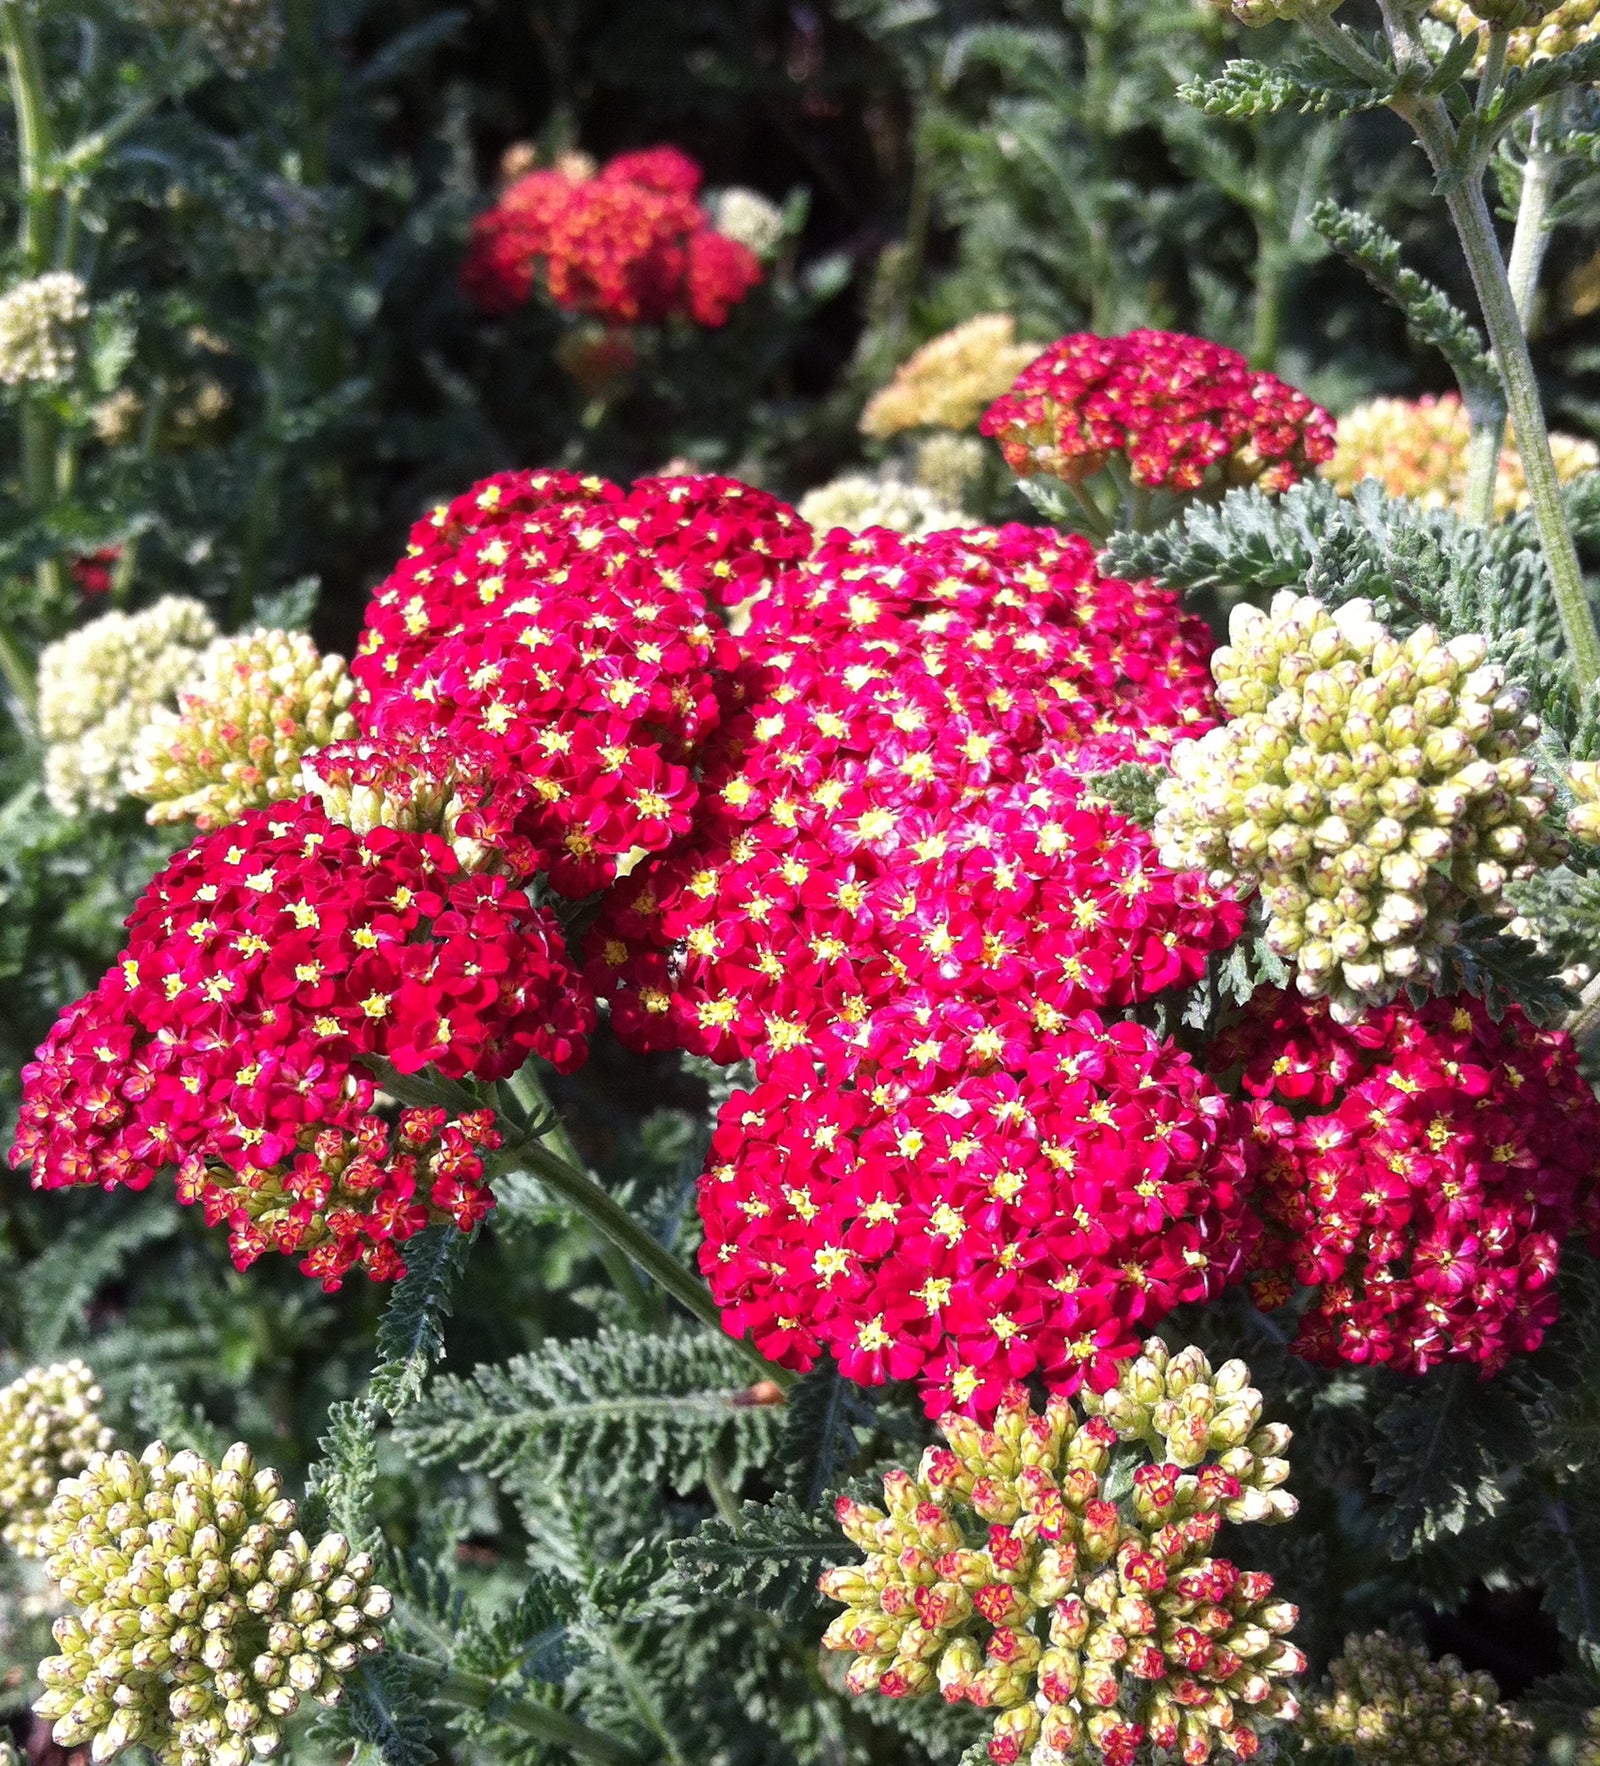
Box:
(139, 0), (285, 75)
(912, 431), (988, 504)
(1325, 394), (1598, 520)
(39, 598), (218, 817)
(708, 187), (786, 260)
(1155, 592), (1558, 1018)
(1569, 761), (1600, 845)
(1312, 1632), (1533, 1765)
(36, 1441), (392, 1766)
(820, 1344), (1302, 1766)
(126, 627), (357, 832)
(860, 314), (1044, 437)
(0, 1361), (113, 1560)
(797, 471), (971, 539)
(0, 272), (89, 388)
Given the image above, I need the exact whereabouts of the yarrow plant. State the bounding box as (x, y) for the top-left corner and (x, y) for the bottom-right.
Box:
(820, 1349), (1302, 1765)
(0, 1362), (112, 1560)
(461, 145), (764, 328)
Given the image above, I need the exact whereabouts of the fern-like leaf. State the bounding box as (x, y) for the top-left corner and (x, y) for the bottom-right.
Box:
(395, 1327), (783, 1499)
(665, 1493), (849, 1623)
(1179, 52), (1398, 121)
(370, 1224), (475, 1416)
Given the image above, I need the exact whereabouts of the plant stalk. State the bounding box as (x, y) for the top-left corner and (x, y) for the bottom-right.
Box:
(395, 1653), (643, 1764)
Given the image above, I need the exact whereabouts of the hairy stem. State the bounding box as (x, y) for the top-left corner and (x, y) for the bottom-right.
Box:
(1507, 100), (1558, 328)
(395, 1652), (643, 1764)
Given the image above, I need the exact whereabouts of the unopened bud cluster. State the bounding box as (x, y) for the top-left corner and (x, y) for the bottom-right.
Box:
(1156, 592), (1557, 1020)
(40, 597), (219, 817)
(0, 1361), (112, 1559)
(1311, 1632), (1533, 1765)
(0, 272), (89, 388)
(860, 314), (1044, 438)
(797, 471), (971, 540)
(820, 1344), (1302, 1766)
(1205, 0), (1343, 25)
(138, 0), (285, 76)
(35, 1441), (392, 1766)
(1432, 0), (1597, 63)
(127, 628), (357, 832)
(1567, 761), (1600, 845)
(913, 431), (987, 505)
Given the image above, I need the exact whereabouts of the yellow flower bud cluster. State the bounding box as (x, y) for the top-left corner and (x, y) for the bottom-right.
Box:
(0, 272), (89, 388)
(912, 431), (987, 505)
(40, 597), (219, 818)
(1432, 0), (1597, 62)
(1311, 1632), (1533, 1765)
(819, 1344), (1302, 1766)
(126, 628), (357, 833)
(1567, 761), (1600, 845)
(35, 1441), (392, 1766)
(0, 1361), (113, 1560)
(137, 0), (285, 76)
(1325, 394), (1598, 520)
(797, 471), (972, 540)
(1204, 0), (1343, 25)
(860, 314), (1044, 438)
(1155, 591), (1558, 1020)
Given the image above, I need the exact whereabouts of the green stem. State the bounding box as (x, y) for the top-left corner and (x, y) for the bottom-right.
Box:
(0, 617), (36, 726)
(1462, 409), (1505, 530)
(1475, 28), (1509, 117)
(1, 0), (56, 268)
(504, 1064), (655, 1321)
(395, 1652), (642, 1764)
(889, 97), (939, 357)
(1506, 100), (1558, 328)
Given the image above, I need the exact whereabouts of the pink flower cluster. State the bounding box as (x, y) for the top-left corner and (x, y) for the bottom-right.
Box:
(980, 329), (1335, 495)
(701, 1001), (1260, 1417)
(462, 146), (763, 327)
(1221, 991), (1600, 1375)
(13, 800), (591, 1287)
(590, 523), (1227, 1070)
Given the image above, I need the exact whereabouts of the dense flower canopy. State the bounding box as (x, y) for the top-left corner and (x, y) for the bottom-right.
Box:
(700, 1000), (1260, 1417)
(981, 329), (1335, 495)
(12, 798), (591, 1287)
(1220, 990), (1600, 1374)
(461, 145), (763, 326)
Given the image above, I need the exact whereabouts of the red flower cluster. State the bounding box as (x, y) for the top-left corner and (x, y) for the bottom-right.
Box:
(700, 1001), (1260, 1416)
(461, 145), (763, 327)
(980, 330), (1335, 495)
(589, 523), (1225, 1067)
(70, 548), (120, 597)
(351, 470), (817, 896)
(1220, 991), (1600, 1375)
(12, 800), (593, 1288)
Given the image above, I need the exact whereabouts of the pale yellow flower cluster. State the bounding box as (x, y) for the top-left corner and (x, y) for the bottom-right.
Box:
(860, 314), (1043, 437)
(1432, 0), (1598, 64)
(797, 471), (973, 539)
(1326, 394), (1598, 520)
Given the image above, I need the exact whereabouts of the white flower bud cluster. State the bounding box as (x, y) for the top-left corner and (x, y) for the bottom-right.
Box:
(0, 272), (89, 388)
(1155, 591), (1558, 1019)
(1080, 1339), (1297, 1524)
(913, 431), (987, 505)
(1568, 761), (1600, 845)
(35, 1441), (392, 1766)
(0, 1361), (113, 1560)
(39, 598), (218, 818)
(126, 628), (357, 832)
(707, 187), (786, 260)
(138, 0), (284, 76)
(797, 471), (973, 540)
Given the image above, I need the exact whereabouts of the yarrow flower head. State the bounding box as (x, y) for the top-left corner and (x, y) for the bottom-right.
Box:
(1203, 0), (1342, 26)
(1431, 0), (1598, 61)
(126, 628), (358, 832)
(1325, 393), (1599, 519)
(40, 597), (219, 818)
(914, 432), (989, 504)
(136, 0), (285, 75)
(0, 1361), (113, 1560)
(980, 329), (1335, 497)
(1155, 591), (1559, 1019)
(35, 1441), (392, 1766)
(819, 1359), (1302, 1766)
(12, 796), (593, 1288)
(699, 1000), (1259, 1417)
(797, 471), (973, 539)
(861, 315), (1045, 438)
(461, 144), (763, 326)
(591, 526), (1223, 1068)
(1311, 1632), (1533, 1765)
(1218, 990), (1600, 1375)
(0, 271), (89, 387)
(706, 187), (786, 260)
